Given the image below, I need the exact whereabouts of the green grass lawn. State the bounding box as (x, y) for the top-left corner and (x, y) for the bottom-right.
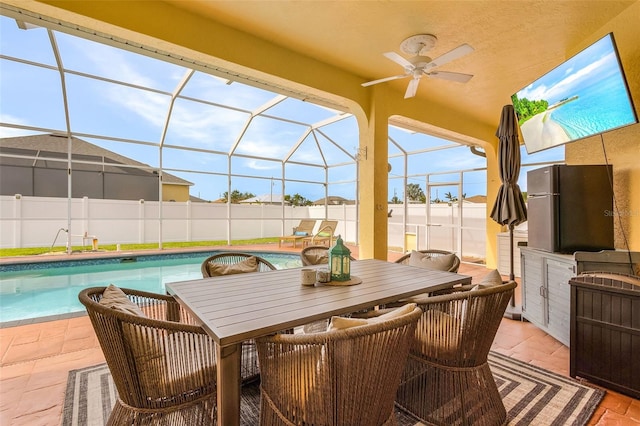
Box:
(0, 238), (280, 258)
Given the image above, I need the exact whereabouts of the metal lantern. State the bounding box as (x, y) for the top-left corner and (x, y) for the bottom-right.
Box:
(328, 235), (351, 281)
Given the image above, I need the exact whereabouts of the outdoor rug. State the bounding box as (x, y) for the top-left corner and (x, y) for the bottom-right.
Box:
(62, 351), (604, 426)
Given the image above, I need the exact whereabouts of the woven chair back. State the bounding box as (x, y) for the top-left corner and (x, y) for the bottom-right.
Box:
(256, 306), (422, 426)
(395, 249), (461, 273)
(78, 287), (217, 423)
(201, 252), (276, 278)
(396, 280), (517, 426)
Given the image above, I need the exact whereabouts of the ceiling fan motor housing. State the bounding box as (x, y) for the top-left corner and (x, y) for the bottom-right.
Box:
(400, 34), (438, 55)
(409, 56), (433, 69)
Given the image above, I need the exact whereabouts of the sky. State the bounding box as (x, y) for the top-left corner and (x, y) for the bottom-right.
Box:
(514, 34), (622, 105)
(0, 14), (564, 202)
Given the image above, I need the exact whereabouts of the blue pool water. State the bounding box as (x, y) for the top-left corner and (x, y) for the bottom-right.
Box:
(0, 251), (302, 325)
(550, 73), (637, 140)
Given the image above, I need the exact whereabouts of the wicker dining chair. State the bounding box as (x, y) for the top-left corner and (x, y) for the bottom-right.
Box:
(78, 285), (217, 425)
(395, 280), (517, 426)
(300, 245), (356, 266)
(201, 251), (276, 278)
(200, 252), (276, 383)
(394, 249), (461, 272)
(256, 305), (422, 426)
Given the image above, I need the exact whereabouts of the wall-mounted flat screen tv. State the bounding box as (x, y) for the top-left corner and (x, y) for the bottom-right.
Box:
(511, 33), (638, 154)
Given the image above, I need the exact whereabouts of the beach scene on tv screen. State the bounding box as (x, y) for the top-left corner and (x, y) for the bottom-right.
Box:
(511, 34), (637, 154)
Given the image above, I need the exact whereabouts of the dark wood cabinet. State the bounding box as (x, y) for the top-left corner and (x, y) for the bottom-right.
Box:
(569, 273), (640, 399)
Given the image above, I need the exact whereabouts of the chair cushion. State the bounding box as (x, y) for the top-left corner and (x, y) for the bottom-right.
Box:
(327, 303), (417, 331)
(408, 251), (456, 271)
(306, 252), (329, 265)
(327, 316), (368, 331)
(294, 231), (308, 236)
(415, 309), (461, 357)
(317, 231), (332, 237)
(376, 302), (417, 320)
(261, 345), (327, 421)
(481, 269), (504, 285)
(99, 284), (146, 317)
(207, 256), (259, 276)
(471, 269), (504, 291)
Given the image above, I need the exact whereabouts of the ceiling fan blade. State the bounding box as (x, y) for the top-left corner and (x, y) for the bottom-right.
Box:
(427, 70), (474, 83)
(383, 51), (413, 68)
(427, 44), (474, 68)
(404, 78), (420, 98)
(361, 74), (408, 87)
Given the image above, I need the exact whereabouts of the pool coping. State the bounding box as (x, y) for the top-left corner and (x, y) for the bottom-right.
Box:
(0, 246), (300, 271)
(1, 310), (88, 329)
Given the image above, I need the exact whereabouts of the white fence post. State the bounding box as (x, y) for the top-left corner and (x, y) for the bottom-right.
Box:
(138, 199), (145, 244)
(13, 194), (22, 248)
(186, 200), (192, 242)
(82, 196), (90, 235)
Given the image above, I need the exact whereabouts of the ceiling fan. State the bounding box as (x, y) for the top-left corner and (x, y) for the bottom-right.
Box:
(362, 34), (474, 98)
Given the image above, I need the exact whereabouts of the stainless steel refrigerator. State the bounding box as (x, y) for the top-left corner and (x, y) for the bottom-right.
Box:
(527, 165), (614, 253)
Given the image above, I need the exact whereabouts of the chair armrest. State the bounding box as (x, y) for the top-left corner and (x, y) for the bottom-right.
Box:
(411, 281), (517, 307)
(314, 225), (334, 236)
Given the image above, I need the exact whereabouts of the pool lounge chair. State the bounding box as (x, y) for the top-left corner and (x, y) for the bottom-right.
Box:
(278, 219), (317, 248)
(302, 220), (338, 247)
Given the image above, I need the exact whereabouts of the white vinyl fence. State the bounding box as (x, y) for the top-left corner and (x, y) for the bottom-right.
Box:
(0, 195), (487, 261)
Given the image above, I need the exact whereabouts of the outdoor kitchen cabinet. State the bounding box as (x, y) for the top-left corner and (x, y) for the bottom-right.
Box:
(520, 247), (640, 348)
(520, 247), (574, 346)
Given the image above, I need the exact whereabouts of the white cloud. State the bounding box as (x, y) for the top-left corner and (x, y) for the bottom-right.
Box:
(520, 52), (615, 101)
(75, 43), (253, 149)
(243, 159), (280, 170)
(0, 115), (32, 138)
(237, 139), (289, 159)
(544, 53), (612, 100)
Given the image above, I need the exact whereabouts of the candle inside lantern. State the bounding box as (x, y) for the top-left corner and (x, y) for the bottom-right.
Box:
(328, 235), (351, 281)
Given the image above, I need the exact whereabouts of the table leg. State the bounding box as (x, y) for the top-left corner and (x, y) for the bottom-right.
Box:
(217, 343), (242, 426)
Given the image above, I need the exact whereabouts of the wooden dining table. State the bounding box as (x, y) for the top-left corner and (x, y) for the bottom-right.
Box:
(166, 258), (472, 426)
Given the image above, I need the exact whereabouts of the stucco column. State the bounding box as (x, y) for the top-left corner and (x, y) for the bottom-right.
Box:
(358, 93), (389, 260)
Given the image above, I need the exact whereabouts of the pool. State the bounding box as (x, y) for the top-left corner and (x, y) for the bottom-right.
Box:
(0, 251), (302, 326)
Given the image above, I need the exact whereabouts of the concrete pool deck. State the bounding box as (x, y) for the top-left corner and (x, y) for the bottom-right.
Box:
(0, 242), (322, 266)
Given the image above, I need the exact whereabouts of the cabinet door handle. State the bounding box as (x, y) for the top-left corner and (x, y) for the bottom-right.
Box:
(539, 286), (546, 298)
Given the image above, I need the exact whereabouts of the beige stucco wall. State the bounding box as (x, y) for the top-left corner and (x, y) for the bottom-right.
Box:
(565, 3), (640, 251)
(162, 184), (190, 202)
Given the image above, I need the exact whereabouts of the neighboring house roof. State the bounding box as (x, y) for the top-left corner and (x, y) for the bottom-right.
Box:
(313, 196), (355, 205)
(464, 195), (487, 204)
(189, 194), (208, 202)
(0, 134), (192, 186)
(240, 194), (290, 204)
